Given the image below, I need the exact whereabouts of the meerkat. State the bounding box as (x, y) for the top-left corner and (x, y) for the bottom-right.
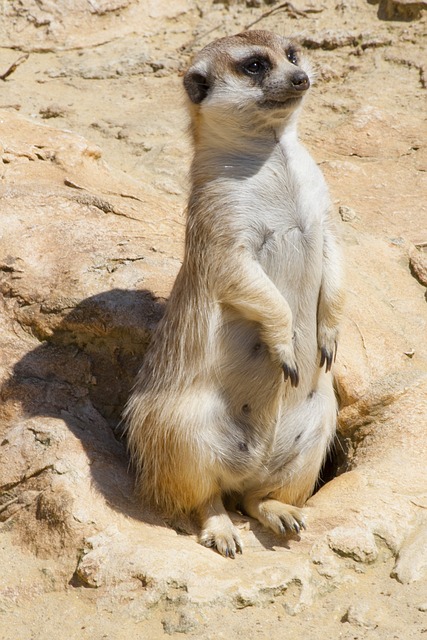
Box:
(124, 30), (344, 558)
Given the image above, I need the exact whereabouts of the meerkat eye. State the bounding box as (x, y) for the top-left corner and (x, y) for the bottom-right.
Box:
(287, 48), (299, 65)
(240, 57), (269, 77)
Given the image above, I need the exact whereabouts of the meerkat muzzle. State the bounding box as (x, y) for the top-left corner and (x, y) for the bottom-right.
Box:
(291, 70), (310, 91)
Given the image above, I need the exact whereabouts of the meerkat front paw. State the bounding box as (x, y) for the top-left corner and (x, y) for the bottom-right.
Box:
(282, 362), (299, 387)
(276, 343), (299, 387)
(318, 324), (338, 373)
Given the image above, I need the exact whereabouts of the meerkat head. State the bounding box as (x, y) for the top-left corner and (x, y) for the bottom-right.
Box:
(184, 30), (312, 139)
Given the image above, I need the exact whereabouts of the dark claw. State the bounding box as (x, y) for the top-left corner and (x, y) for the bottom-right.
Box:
(235, 540), (243, 555)
(291, 367), (299, 388)
(334, 340), (338, 362)
(319, 348), (325, 369)
(279, 517), (292, 533)
(300, 520), (307, 531)
(282, 363), (299, 387)
(293, 522), (300, 534)
(320, 347), (333, 373)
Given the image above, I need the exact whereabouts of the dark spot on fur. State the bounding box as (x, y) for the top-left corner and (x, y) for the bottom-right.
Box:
(238, 441), (249, 452)
(253, 342), (261, 352)
(242, 404), (251, 414)
(295, 433), (302, 443)
(308, 390), (315, 399)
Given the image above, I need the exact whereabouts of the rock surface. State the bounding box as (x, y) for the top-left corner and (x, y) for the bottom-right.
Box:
(0, 1), (426, 638)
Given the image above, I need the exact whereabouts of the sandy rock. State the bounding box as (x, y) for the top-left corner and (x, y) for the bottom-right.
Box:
(378, 0), (427, 20)
(330, 105), (418, 159)
(147, 0), (195, 19)
(52, 50), (153, 81)
(161, 610), (199, 635)
(338, 205), (357, 222)
(333, 230), (427, 410)
(391, 520), (427, 584)
(409, 246), (427, 287)
(299, 30), (391, 51)
(300, 29), (358, 49)
(0, 0), (177, 51)
(342, 601), (379, 629)
(326, 526), (379, 563)
(73, 522), (318, 614)
(88, 0), (131, 14)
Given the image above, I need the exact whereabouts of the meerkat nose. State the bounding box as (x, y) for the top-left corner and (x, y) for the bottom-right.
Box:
(291, 71), (310, 91)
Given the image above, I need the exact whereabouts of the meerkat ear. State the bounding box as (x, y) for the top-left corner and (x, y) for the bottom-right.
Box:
(184, 68), (211, 104)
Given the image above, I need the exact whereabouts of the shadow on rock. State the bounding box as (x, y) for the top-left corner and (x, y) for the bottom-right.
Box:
(1, 287), (167, 525)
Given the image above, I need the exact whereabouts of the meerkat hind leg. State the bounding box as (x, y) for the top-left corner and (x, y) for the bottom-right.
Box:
(198, 494), (243, 558)
(242, 493), (306, 536)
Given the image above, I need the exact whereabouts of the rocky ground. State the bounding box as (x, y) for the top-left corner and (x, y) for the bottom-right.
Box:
(0, 1), (426, 638)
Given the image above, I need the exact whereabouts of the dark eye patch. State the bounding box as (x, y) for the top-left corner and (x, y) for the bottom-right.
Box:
(238, 56), (271, 77)
(287, 47), (299, 66)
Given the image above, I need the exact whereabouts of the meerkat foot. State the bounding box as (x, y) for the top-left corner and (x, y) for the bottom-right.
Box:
(273, 506), (306, 535)
(199, 517), (243, 558)
(262, 502), (306, 536)
(243, 497), (306, 536)
(198, 495), (243, 558)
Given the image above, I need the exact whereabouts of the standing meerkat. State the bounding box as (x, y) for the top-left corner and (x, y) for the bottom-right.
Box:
(124, 30), (344, 558)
